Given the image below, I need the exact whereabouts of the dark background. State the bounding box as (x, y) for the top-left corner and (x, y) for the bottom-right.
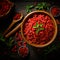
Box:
(10, 0), (60, 5)
(0, 0), (60, 60)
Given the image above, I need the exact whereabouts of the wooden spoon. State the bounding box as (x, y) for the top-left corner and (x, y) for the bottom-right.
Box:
(5, 22), (22, 38)
(3, 13), (23, 36)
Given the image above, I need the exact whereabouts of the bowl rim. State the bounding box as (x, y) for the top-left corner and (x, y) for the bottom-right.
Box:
(21, 10), (57, 48)
(0, 0), (14, 18)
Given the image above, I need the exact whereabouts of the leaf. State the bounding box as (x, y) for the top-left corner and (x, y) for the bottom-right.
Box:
(39, 6), (43, 10)
(39, 24), (43, 27)
(28, 9), (31, 13)
(26, 9), (29, 13)
(26, 5), (34, 9)
(36, 28), (44, 34)
(26, 5), (34, 13)
(29, 5), (34, 9)
(47, 7), (49, 10)
(36, 22), (39, 28)
(26, 5), (30, 9)
(35, 6), (39, 9)
(40, 28), (44, 30)
(33, 26), (37, 28)
(42, 2), (46, 6)
(6, 40), (14, 47)
(26, 8), (31, 13)
(37, 3), (42, 6)
(35, 2), (50, 10)
(1, 39), (5, 42)
(0, 33), (5, 42)
(36, 28), (41, 34)
(33, 22), (39, 28)
(9, 37), (13, 41)
(8, 37), (13, 43)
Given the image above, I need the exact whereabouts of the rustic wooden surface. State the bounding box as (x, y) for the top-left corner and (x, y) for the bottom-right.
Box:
(0, 1), (60, 60)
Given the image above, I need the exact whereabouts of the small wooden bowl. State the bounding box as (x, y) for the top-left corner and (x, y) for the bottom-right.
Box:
(0, 0), (14, 19)
(21, 10), (57, 48)
(18, 46), (29, 58)
(50, 6), (60, 18)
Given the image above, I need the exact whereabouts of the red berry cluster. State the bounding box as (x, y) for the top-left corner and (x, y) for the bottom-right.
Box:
(18, 46), (29, 58)
(51, 6), (60, 17)
(15, 32), (27, 47)
(13, 13), (21, 20)
(24, 14), (55, 45)
(15, 32), (29, 57)
(11, 31), (29, 57)
(11, 45), (17, 53)
(0, 0), (11, 16)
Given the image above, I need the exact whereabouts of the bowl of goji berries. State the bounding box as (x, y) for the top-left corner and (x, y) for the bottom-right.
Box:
(50, 6), (60, 17)
(15, 32), (29, 58)
(0, 0), (14, 19)
(18, 46), (29, 58)
(21, 10), (57, 48)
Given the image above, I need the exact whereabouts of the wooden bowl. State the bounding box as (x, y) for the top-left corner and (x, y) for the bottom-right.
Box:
(21, 10), (57, 48)
(18, 46), (29, 58)
(0, 0), (14, 18)
(50, 6), (60, 17)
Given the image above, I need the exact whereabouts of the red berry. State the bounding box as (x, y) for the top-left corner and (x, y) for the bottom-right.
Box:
(17, 41), (22, 47)
(23, 42), (27, 47)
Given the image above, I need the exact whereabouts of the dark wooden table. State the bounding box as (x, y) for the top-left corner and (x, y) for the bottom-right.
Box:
(0, 0), (60, 60)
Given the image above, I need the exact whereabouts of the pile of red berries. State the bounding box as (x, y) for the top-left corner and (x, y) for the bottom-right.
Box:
(0, 0), (12, 16)
(11, 31), (29, 58)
